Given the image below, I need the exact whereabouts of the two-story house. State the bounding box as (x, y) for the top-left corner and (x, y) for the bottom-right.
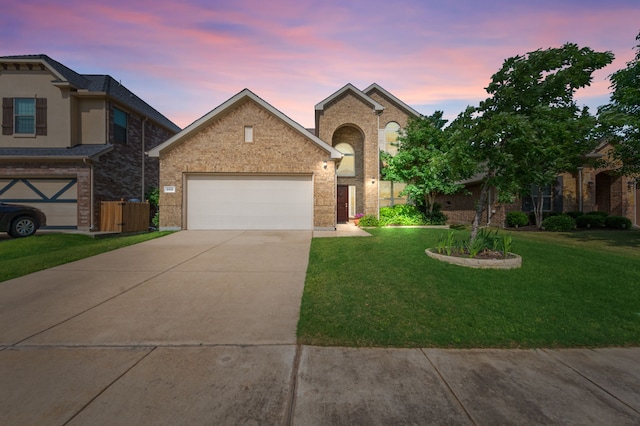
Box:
(0, 54), (180, 231)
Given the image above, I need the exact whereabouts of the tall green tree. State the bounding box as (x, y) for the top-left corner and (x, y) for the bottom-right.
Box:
(449, 43), (614, 241)
(381, 112), (467, 214)
(598, 31), (640, 177)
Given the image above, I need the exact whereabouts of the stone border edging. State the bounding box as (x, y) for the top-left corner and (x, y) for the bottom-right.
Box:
(425, 248), (522, 269)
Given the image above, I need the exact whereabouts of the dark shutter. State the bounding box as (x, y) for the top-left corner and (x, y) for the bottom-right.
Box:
(2, 98), (13, 135)
(36, 98), (47, 136)
(553, 176), (563, 213)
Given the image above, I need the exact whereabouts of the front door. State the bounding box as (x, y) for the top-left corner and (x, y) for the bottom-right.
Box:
(337, 185), (349, 222)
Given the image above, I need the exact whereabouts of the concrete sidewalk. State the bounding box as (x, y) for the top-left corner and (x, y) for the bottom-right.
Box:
(1, 230), (639, 425)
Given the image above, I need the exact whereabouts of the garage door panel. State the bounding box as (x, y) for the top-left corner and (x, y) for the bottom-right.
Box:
(187, 175), (313, 230)
(0, 178), (77, 228)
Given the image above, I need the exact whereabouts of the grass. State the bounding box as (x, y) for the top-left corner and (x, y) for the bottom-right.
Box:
(0, 231), (172, 282)
(298, 227), (640, 349)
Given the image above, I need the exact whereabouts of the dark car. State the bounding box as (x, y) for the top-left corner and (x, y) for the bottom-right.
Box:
(0, 202), (47, 238)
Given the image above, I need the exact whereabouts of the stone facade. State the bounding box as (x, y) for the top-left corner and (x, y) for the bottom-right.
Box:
(156, 96), (338, 229)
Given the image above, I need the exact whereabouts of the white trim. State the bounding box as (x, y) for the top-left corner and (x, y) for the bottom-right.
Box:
(363, 83), (422, 117)
(314, 83), (384, 112)
(149, 89), (342, 159)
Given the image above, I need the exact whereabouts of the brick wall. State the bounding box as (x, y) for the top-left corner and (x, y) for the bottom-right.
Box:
(93, 105), (175, 229)
(158, 98), (336, 229)
(317, 92), (380, 215)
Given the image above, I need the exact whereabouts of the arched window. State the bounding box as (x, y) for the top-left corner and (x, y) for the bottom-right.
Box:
(335, 143), (355, 177)
(384, 122), (400, 156)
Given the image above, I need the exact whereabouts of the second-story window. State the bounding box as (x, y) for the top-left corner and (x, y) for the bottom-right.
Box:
(14, 98), (35, 134)
(114, 107), (127, 143)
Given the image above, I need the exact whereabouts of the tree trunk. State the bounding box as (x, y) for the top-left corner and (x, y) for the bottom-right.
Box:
(470, 180), (491, 243)
(533, 187), (544, 229)
(425, 192), (436, 214)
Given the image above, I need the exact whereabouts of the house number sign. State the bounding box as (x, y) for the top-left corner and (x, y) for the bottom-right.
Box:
(164, 186), (176, 193)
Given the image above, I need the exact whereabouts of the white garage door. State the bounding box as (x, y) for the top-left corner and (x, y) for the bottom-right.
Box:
(186, 175), (313, 230)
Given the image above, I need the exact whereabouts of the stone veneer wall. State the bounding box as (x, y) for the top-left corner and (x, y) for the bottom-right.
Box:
(158, 99), (336, 229)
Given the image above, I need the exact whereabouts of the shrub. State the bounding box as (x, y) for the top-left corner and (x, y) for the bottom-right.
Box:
(541, 215), (576, 231)
(566, 211), (584, 220)
(576, 214), (605, 229)
(146, 187), (160, 229)
(505, 211), (529, 228)
(528, 211), (560, 225)
(586, 211), (608, 218)
(358, 214), (379, 227)
(605, 216), (632, 230)
(423, 203), (448, 225)
(379, 204), (424, 226)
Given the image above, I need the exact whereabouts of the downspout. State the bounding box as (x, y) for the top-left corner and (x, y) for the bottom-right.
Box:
(83, 158), (94, 231)
(141, 117), (148, 200)
(376, 110), (381, 219)
(634, 180), (638, 226)
(577, 167), (583, 212)
(487, 188), (492, 225)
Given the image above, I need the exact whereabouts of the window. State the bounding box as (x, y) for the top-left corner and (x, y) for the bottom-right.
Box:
(2, 98), (46, 136)
(379, 181), (407, 207)
(335, 143), (355, 177)
(244, 125), (253, 142)
(14, 98), (35, 134)
(114, 107), (127, 143)
(531, 185), (552, 211)
(384, 122), (400, 155)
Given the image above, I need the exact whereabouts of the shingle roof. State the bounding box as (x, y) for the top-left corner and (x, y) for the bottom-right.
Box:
(0, 54), (180, 133)
(0, 144), (114, 160)
(149, 88), (342, 159)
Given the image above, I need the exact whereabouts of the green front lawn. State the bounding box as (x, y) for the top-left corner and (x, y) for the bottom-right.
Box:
(298, 227), (640, 348)
(0, 232), (172, 282)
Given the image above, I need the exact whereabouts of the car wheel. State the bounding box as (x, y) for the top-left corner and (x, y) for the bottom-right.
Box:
(9, 216), (38, 238)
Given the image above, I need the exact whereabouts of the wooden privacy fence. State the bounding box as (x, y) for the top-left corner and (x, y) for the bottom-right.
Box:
(100, 199), (150, 232)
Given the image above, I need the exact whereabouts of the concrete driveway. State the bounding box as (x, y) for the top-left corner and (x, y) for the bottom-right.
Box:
(1, 230), (639, 425)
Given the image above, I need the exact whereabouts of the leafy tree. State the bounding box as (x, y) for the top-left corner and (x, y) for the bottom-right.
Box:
(380, 112), (468, 214)
(598, 31), (640, 178)
(449, 43), (614, 241)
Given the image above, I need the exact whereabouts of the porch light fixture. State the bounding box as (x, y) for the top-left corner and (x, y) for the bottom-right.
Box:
(628, 180), (637, 191)
(587, 181), (594, 188)
(323, 160), (327, 169)
(371, 177), (375, 184)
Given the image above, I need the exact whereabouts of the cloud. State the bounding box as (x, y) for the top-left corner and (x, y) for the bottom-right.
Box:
(2, 0), (638, 128)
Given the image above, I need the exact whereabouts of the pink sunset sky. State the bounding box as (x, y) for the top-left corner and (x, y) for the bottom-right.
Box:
(1, 0), (639, 129)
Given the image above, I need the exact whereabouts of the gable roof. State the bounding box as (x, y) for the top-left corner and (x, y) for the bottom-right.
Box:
(363, 83), (421, 118)
(148, 89), (342, 159)
(0, 54), (180, 133)
(314, 83), (384, 112)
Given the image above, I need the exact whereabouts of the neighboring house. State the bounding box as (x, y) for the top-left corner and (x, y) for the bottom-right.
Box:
(0, 54), (180, 230)
(149, 84), (420, 231)
(439, 143), (639, 227)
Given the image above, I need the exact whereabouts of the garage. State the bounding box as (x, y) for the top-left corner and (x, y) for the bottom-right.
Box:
(0, 177), (77, 228)
(148, 89), (342, 231)
(186, 174), (313, 230)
